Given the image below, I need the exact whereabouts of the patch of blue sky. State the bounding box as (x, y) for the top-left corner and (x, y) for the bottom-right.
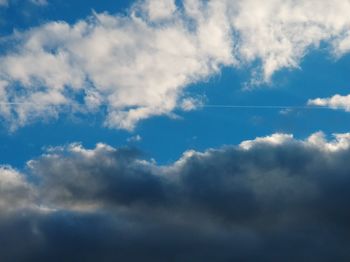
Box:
(0, 0), (134, 35)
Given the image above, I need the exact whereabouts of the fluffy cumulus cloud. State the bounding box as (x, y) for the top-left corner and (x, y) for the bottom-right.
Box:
(0, 0), (234, 130)
(0, 165), (35, 212)
(1, 132), (350, 261)
(2, 0), (350, 130)
(308, 93), (350, 111)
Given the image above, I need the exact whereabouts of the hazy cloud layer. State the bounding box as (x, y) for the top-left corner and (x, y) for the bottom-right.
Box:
(2, 0), (350, 129)
(1, 132), (350, 261)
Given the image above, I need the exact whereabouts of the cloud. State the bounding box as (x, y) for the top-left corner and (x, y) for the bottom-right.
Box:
(0, 165), (35, 212)
(0, 1), (233, 130)
(2, 0), (350, 130)
(30, 0), (48, 6)
(308, 93), (350, 111)
(0, 0), (47, 7)
(142, 0), (177, 20)
(180, 96), (204, 111)
(1, 132), (350, 260)
(127, 134), (142, 142)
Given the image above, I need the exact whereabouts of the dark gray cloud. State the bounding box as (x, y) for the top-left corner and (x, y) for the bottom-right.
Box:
(1, 132), (350, 261)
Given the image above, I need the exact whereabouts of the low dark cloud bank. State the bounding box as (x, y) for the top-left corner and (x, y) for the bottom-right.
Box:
(1, 133), (350, 261)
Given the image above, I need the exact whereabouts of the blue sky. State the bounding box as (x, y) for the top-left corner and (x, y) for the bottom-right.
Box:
(2, 1), (350, 261)
(1, 0), (350, 167)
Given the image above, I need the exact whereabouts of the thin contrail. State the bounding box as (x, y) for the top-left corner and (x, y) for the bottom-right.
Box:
(0, 102), (333, 110)
(202, 105), (331, 110)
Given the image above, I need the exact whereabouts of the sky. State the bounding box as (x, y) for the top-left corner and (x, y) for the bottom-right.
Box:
(1, 0), (350, 261)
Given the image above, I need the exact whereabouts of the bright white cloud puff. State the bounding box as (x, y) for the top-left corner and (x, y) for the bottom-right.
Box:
(308, 93), (350, 112)
(2, 0), (350, 130)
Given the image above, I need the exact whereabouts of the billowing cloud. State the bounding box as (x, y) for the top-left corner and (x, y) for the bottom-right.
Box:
(2, 0), (350, 130)
(1, 132), (350, 261)
(308, 93), (350, 111)
(0, 165), (36, 213)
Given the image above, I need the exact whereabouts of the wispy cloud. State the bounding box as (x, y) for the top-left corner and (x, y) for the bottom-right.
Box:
(127, 134), (142, 142)
(30, 0), (48, 6)
(0, 0), (48, 7)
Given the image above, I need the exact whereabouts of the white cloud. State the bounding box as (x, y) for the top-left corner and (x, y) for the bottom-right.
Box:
(143, 0), (177, 20)
(0, 0), (7, 6)
(307, 131), (350, 152)
(180, 97), (204, 111)
(239, 133), (294, 150)
(1, 0), (350, 130)
(231, 0), (350, 81)
(240, 131), (350, 152)
(0, 2), (234, 130)
(308, 94), (350, 112)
